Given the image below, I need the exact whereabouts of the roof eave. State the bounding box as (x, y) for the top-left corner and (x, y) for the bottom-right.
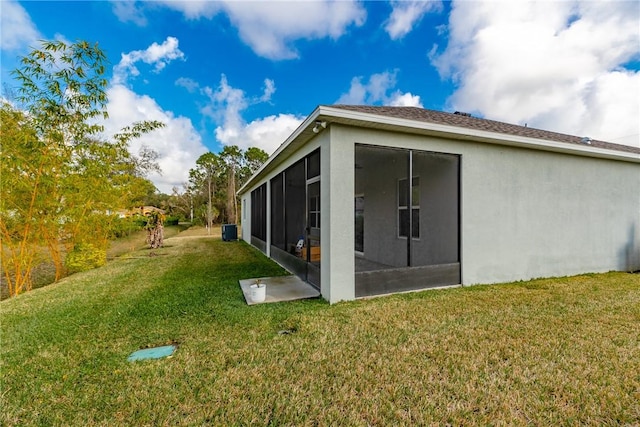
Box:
(320, 106), (640, 163)
(239, 105), (639, 195)
(238, 106), (323, 195)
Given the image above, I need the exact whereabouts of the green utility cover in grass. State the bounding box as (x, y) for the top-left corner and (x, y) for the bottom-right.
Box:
(127, 345), (176, 361)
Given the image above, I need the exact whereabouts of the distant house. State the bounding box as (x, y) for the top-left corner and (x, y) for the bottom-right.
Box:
(113, 206), (165, 218)
(138, 206), (165, 217)
(238, 105), (640, 303)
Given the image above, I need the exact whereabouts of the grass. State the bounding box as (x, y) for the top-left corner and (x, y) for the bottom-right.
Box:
(1, 230), (639, 426)
(0, 224), (189, 300)
(107, 223), (189, 259)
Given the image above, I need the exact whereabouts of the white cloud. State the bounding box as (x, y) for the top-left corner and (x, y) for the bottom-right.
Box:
(104, 84), (208, 193)
(0, 0), (41, 51)
(389, 92), (423, 107)
(158, 0), (221, 19)
(431, 1), (640, 146)
(202, 75), (248, 129)
(202, 75), (303, 154)
(337, 71), (423, 107)
(156, 0), (366, 60)
(175, 77), (199, 93)
(104, 38), (199, 193)
(385, 0), (443, 40)
(110, 1), (148, 26)
(110, 1), (365, 59)
(579, 71), (640, 145)
(113, 36), (185, 85)
(225, 1), (366, 59)
(216, 114), (303, 154)
(260, 79), (276, 103)
(337, 77), (367, 105)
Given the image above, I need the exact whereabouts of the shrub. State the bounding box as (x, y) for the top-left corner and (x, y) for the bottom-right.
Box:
(65, 243), (107, 274)
(165, 216), (180, 226)
(109, 216), (145, 239)
(132, 214), (148, 228)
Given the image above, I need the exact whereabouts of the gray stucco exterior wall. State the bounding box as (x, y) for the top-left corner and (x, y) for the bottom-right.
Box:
(337, 125), (640, 288)
(462, 143), (640, 283)
(241, 120), (639, 304)
(321, 126), (355, 302)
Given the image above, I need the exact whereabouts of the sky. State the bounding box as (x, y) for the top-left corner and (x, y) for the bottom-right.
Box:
(1, 0), (639, 193)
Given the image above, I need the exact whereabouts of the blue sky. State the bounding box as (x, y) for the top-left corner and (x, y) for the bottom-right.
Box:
(2, 1), (639, 193)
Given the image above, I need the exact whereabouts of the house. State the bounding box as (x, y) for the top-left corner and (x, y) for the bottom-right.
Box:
(237, 105), (640, 304)
(111, 206), (166, 218)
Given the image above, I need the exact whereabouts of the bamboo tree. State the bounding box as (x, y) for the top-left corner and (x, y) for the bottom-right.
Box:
(1, 40), (164, 297)
(0, 102), (52, 294)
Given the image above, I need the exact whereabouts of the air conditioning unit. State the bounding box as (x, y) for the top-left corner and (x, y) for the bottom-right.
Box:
(222, 224), (238, 241)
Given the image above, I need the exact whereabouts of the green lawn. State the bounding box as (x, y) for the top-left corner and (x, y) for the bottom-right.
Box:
(0, 224), (189, 300)
(1, 231), (639, 426)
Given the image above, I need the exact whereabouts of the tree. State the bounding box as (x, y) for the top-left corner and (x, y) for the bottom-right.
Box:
(1, 40), (164, 297)
(219, 145), (243, 224)
(145, 210), (164, 249)
(240, 147), (269, 186)
(190, 152), (222, 233)
(182, 146), (269, 228)
(0, 103), (47, 296)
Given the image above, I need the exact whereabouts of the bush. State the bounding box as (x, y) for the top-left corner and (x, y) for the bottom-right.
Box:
(65, 243), (107, 274)
(132, 214), (148, 229)
(110, 216), (145, 239)
(165, 216), (180, 226)
(191, 217), (204, 226)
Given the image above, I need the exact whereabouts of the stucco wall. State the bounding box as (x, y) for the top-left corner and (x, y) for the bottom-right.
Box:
(321, 126), (355, 302)
(340, 125), (640, 285)
(241, 122), (638, 303)
(462, 144), (640, 283)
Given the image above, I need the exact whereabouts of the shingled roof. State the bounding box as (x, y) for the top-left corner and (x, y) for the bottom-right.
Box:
(329, 105), (640, 155)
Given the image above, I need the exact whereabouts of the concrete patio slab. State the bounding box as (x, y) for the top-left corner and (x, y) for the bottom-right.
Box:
(239, 275), (320, 305)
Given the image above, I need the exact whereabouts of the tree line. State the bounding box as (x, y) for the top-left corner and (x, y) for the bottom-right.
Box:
(151, 147), (268, 231)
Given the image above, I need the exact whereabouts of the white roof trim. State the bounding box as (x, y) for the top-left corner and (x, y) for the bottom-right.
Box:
(320, 106), (640, 162)
(238, 107), (322, 195)
(238, 106), (639, 195)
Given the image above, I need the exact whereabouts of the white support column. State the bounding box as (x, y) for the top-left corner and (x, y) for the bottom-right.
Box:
(321, 125), (355, 303)
(266, 181), (271, 257)
(242, 196), (251, 244)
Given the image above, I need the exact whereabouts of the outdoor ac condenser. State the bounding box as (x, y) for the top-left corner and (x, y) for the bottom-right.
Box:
(222, 224), (238, 241)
